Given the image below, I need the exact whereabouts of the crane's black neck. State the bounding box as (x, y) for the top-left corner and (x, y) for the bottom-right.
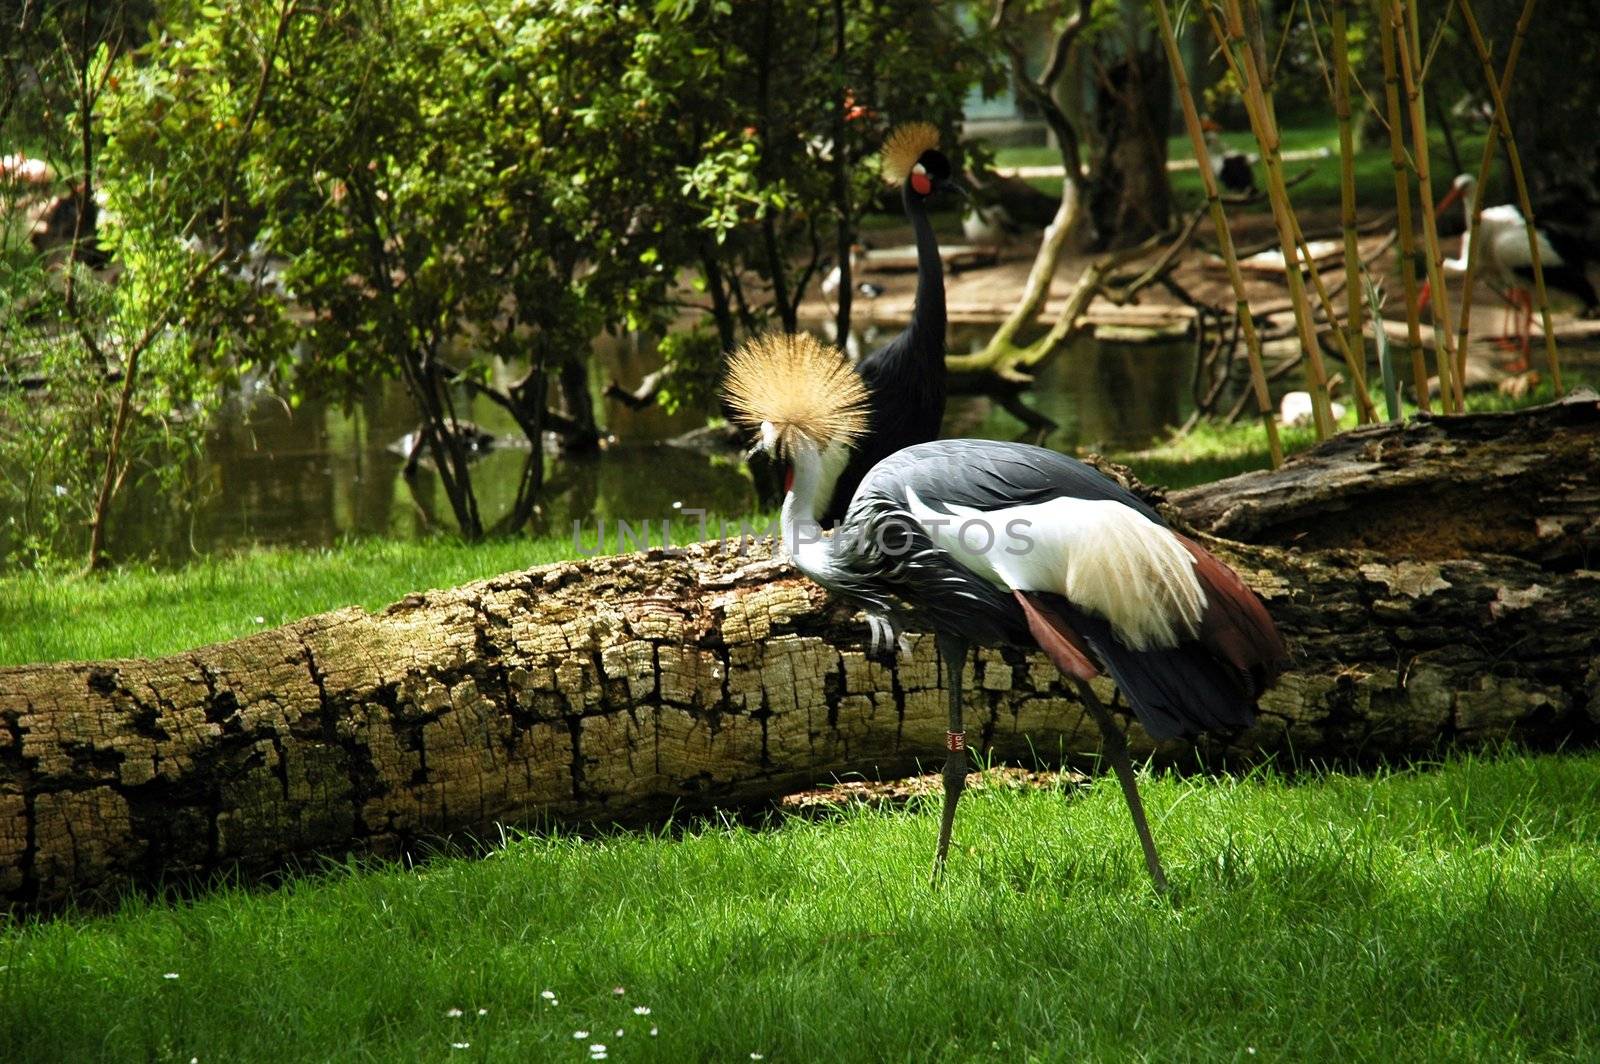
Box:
(903, 181), (946, 359)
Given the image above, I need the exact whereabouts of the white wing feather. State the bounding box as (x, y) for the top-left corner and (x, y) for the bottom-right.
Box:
(903, 489), (1206, 650)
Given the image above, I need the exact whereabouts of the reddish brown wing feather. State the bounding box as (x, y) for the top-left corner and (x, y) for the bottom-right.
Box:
(1176, 534), (1288, 697)
(1013, 590), (1100, 682)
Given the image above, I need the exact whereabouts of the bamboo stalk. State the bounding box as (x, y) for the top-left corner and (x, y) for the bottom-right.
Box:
(1392, 0), (1459, 411)
(1290, 214), (1378, 423)
(1248, 0), (1370, 423)
(1377, 0), (1429, 412)
(1447, 0), (1531, 393)
(1152, 0), (1282, 467)
(1331, 0), (1370, 423)
(1211, 0), (1336, 440)
(1454, 0), (1561, 394)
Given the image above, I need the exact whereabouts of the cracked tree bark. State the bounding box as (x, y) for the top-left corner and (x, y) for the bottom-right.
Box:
(2, 395), (1598, 911)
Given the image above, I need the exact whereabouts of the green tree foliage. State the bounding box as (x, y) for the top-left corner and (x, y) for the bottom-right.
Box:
(97, 0), (992, 540)
(1, 0), (205, 570)
(1417, 0), (1600, 202)
(102, 0), (717, 539)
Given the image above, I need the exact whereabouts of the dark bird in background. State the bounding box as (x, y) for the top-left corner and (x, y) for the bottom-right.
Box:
(820, 242), (884, 309)
(961, 168), (1058, 245)
(725, 334), (1288, 891)
(1426, 173), (1600, 367)
(814, 122), (956, 527)
(29, 182), (109, 268)
(1202, 118), (1258, 197)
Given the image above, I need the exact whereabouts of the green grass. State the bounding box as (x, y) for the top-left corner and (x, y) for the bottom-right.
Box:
(0, 514), (772, 667)
(2, 751), (1597, 1061)
(1112, 369), (1598, 490)
(990, 121), (1495, 212)
(0, 538), (563, 667)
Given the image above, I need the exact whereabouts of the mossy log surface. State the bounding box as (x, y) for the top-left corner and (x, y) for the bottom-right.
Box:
(2, 395), (1598, 910)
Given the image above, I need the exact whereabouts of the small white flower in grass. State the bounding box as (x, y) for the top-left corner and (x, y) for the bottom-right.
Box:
(589, 1045), (607, 1055)
(540, 989), (556, 1000)
(1247, 1049), (1257, 1056)
(477, 1008), (488, 1016)
(751, 1054), (764, 1060)
(450, 1042), (470, 1050)
(649, 1027), (658, 1037)
(572, 1031), (589, 1039)
(612, 986), (626, 996)
(446, 1008), (463, 1018)
(253, 616), (266, 625)
(632, 1006), (651, 1016)
(614, 1029), (624, 1037)
(162, 972), (179, 980)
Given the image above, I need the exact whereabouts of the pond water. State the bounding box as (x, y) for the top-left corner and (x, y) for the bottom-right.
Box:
(34, 325), (1200, 566)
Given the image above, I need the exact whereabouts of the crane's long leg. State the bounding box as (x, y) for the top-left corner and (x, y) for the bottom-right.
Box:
(1517, 288), (1534, 369)
(931, 633), (970, 883)
(1071, 678), (1170, 895)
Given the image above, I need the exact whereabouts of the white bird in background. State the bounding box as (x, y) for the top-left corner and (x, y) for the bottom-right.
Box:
(1427, 173), (1599, 367)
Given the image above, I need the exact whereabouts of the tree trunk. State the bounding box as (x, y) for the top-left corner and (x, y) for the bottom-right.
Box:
(2, 395), (1597, 911)
(1087, 41), (1172, 249)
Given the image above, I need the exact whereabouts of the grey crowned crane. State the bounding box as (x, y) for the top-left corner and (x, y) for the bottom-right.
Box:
(725, 334), (1288, 891)
(1427, 174), (1600, 366)
(815, 123), (955, 527)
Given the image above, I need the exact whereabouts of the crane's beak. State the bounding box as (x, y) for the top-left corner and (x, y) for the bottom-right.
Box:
(1435, 181), (1465, 217)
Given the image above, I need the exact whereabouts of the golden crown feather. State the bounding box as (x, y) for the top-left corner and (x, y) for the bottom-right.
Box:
(723, 332), (869, 457)
(880, 122), (941, 185)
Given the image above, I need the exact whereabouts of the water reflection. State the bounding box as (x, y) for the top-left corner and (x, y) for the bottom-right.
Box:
(944, 326), (1195, 452)
(19, 326), (1196, 565)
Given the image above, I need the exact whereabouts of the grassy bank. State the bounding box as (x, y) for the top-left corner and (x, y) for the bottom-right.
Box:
(2, 752), (1597, 1062)
(991, 120), (1494, 210)
(0, 515), (770, 667)
(1112, 370), (1596, 489)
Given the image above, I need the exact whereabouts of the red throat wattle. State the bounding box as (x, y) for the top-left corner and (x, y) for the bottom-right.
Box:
(784, 466), (795, 493)
(910, 172), (932, 196)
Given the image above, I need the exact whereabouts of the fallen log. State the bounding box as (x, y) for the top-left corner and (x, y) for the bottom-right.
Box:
(2, 395), (1598, 910)
(1174, 392), (1600, 566)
